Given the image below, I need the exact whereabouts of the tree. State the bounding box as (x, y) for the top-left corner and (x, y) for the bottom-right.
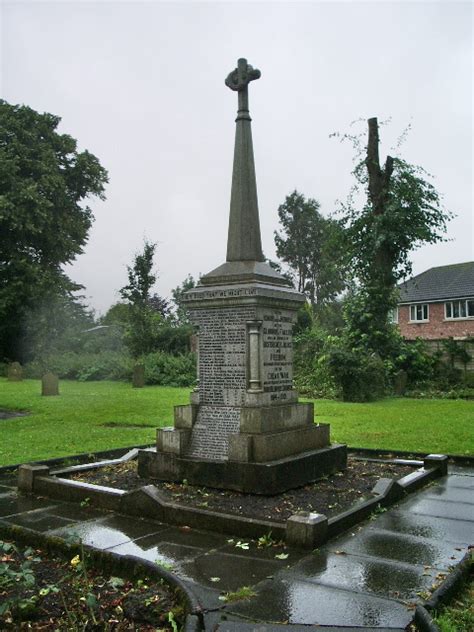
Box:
(0, 100), (108, 360)
(171, 274), (196, 325)
(21, 291), (94, 367)
(340, 117), (451, 356)
(274, 190), (346, 308)
(119, 240), (165, 357)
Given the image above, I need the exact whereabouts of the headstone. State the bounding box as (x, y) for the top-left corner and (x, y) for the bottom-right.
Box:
(41, 372), (59, 396)
(7, 362), (22, 382)
(393, 369), (407, 395)
(132, 364), (145, 388)
(138, 58), (346, 493)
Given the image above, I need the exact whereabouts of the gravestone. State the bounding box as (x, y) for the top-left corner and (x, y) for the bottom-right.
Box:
(7, 362), (23, 382)
(41, 372), (59, 396)
(132, 364), (145, 388)
(138, 58), (346, 493)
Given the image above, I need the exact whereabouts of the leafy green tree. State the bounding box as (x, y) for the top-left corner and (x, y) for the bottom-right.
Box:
(339, 117), (451, 356)
(274, 190), (346, 308)
(171, 274), (196, 325)
(21, 290), (94, 366)
(119, 241), (164, 357)
(0, 100), (108, 360)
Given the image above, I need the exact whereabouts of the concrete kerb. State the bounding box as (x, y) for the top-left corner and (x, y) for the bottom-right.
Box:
(0, 443), (154, 475)
(16, 452), (449, 550)
(414, 548), (473, 632)
(0, 521), (204, 631)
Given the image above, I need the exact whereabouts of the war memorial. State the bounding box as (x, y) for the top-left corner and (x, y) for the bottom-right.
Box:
(138, 58), (346, 493)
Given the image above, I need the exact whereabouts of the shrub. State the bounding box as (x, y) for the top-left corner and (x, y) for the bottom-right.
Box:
(327, 344), (386, 402)
(293, 328), (338, 398)
(25, 352), (133, 381)
(143, 351), (196, 387)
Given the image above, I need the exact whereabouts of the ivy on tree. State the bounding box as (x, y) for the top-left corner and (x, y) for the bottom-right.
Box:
(0, 100), (108, 360)
(340, 117), (451, 357)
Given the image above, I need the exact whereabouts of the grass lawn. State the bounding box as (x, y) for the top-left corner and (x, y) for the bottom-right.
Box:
(0, 378), (473, 466)
(313, 397), (474, 457)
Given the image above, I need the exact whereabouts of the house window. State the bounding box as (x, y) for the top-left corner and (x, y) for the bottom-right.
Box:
(409, 304), (429, 322)
(445, 299), (474, 320)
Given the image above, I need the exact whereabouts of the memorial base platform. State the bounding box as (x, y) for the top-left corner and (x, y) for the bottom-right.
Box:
(137, 443), (347, 495)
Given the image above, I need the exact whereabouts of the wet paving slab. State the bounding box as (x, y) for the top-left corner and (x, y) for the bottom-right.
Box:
(2, 507), (79, 533)
(107, 525), (289, 593)
(0, 494), (58, 517)
(0, 462), (472, 628)
(180, 550), (281, 592)
(421, 485), (474, 504)
(227, 576), (414, 628)
(372, 509), (474, 545)
(400, 495), (474, 521)
(324, 527), (467, 569)
(49, 514), (168, 548)
(283, 549), (442, 601)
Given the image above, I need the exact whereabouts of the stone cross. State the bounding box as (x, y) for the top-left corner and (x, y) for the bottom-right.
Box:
(225, 58), (261, 119)
(225, 58), (264, 263)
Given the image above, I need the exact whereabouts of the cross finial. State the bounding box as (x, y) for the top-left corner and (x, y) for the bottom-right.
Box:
(225, 58), (261, 120)
(225, 58), (261, 92)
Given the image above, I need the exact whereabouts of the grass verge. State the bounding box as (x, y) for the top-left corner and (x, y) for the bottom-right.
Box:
(1, 379), (473, 466)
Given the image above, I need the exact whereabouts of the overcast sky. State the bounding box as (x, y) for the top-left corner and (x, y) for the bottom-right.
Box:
(2, 0), (472, 314)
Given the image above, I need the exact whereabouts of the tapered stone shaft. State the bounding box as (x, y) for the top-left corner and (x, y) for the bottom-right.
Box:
(225, 58), (264, 262)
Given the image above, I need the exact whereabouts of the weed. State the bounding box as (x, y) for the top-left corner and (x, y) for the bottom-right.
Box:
(257, 532), (275, 548)
(155, 560), (175, 572)
(219, 586), (257, 602)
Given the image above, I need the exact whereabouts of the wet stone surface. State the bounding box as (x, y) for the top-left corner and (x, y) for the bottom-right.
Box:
(2, 508), (77, 533)
(284, 549), (441, 600)
(325, 527), (466, 568)
(49, 514), (167, 549)
(373, 509), (474, 545)
(227, 576), (414, 627)
(400, 495), (474, 522)
(0, 462), (471, 628)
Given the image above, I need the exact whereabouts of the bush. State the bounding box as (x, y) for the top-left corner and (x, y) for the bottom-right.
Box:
(293, 328), (338, 398)
(327, 344), (386, 402)
(24, 349), (196, 387)
(142, 351), (196, 387)
(25, 351), (133, 381)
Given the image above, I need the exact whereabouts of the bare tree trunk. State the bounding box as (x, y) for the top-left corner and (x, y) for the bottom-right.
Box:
(366, 117), (395, 287)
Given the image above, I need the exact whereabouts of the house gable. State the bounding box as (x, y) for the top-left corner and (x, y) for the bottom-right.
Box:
(396, 262), (474, 340)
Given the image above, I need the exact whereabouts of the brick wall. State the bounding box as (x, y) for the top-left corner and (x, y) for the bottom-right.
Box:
(398, 302), (474, 340)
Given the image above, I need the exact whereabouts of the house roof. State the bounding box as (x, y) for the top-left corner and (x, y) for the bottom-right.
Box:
(398, 261), (474, 303)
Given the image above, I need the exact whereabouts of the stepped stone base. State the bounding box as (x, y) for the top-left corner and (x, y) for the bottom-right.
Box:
(137, 443), (347, 495)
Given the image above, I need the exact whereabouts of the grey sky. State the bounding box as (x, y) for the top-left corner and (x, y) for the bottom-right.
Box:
(2, 0), (472, 314)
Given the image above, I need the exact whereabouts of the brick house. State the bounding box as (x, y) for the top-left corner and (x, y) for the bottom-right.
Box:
(395, 261), (474, 341)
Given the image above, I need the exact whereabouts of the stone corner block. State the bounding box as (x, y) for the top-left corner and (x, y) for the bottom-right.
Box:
(424, 454), (449, 476)
(286, 511), (328, 549)
(228, 434), (253, 462)
(372, 477), (404, 502)
(157, 427), (190, 456)
(190, 390), (200, 405)
(174, 404), (198, 429)
(18, 464), (50, 493)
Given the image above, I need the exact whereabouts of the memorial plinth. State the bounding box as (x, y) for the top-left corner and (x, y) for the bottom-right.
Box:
(138, 58), (346, 493)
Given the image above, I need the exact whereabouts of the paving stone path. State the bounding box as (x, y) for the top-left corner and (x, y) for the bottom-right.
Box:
(0, 464), (472, 630)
